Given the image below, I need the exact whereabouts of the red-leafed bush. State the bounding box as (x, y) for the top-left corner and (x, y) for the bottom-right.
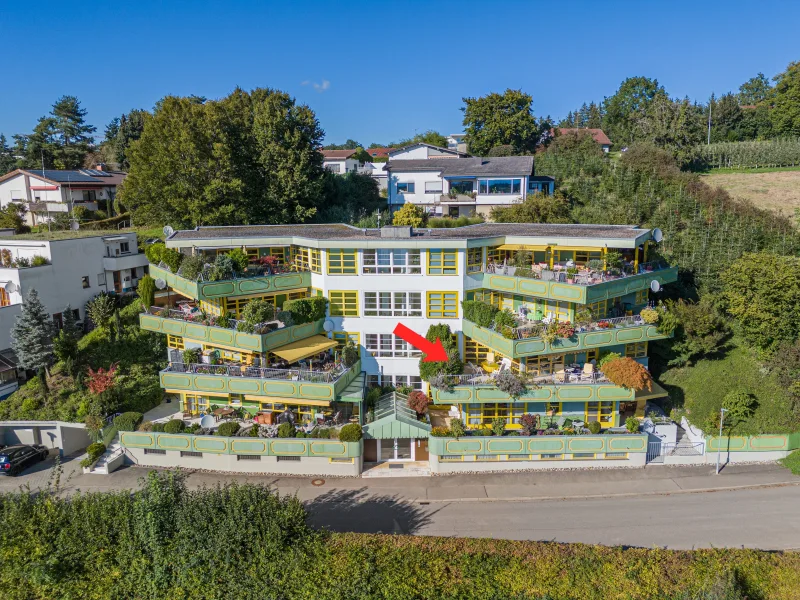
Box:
(86, 363), (118, 395)
(601, 357), (652, 391)
(407, 390), (430, 415)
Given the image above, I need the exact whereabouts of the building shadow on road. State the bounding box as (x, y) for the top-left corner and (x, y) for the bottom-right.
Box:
(304, 487), (440, 535)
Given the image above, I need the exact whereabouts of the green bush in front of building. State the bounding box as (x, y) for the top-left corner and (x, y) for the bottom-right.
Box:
(114, 411), (143, 432)
(277, 422), (296, 438)
(163, 419), (185, 434)
(337, 423), (362, 442)
(217, 422), (240, 437)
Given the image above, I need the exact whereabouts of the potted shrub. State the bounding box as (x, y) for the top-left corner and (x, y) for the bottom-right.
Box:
(587, 420), (601, 434)
(493, 309), (517, 339)
(338, 423), (363, 442)
(640, 307), (660, 324)
(566, 267), (578, 284)
(494, 370), (527, 400)
(625, 416), (640, 433)
(407, 390), (430, 417)
(555, 321), (575, 339)
(519, 413), (539, 436)
(449, 418), (466, 439)
(491, 417), (506, 437)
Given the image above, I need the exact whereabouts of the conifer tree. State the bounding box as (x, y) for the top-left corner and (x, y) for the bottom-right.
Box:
(11, 289), (54, 386)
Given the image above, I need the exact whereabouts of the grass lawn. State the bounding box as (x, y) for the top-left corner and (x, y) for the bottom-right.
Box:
(658, 338), (800, 434)
(701, 169), (800, 219)
(780, 449), (800, 475)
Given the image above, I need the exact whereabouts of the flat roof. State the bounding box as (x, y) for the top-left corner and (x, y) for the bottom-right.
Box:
(168, 222), (651, 246)
(1, 229), (136, 242)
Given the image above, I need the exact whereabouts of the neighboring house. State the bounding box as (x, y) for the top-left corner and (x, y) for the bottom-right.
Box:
(447, 133), (467, 154)
(0, 231), (149, 396)
(367, 162), (388, 190)
(388, 142), (468, 161)
(365, 147), (395, 160)
(321, 150), (370, 174)
(385, 155), (555, 217)
(0, 166), (126, 226)
(134, 222), (675, 475)
(555, 128), (613, 152)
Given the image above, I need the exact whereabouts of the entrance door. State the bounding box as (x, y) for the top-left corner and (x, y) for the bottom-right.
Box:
(415, 439), (429, 461)
(379, 438), (414, 461)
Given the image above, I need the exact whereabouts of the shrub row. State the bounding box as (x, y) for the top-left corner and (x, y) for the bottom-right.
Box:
(0, 471), (797, 599)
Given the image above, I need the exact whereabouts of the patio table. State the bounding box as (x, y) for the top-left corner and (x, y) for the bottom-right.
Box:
(213, 407), (234, 421)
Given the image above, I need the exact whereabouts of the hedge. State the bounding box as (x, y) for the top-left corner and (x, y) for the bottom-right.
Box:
(163, 418), (185, 434)
(283, 296), (328, 324)
(0, 471), (798, 599)
(461, 299), (499, 328)
(113, 411), (143, 432)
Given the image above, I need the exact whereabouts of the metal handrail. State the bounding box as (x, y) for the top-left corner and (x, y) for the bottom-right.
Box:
(442, 369), (612, 387)
(159, 260), (311, 282)
(164, 362), (350, 384)
(483, 259), (671, 285)
(144, 306), (279, 333)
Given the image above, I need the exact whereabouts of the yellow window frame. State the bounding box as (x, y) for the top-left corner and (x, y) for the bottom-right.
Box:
(327, 249), (357, 275)
(462, 402), (524, 429)
(167, 335), (184, 350)
(546, 401), (561, 415)
(245, 247), (260, 262)
(585, 348), (600, 363)
(585, 401), (615, 425)
(426, 291), (458, 318)
(332, 331), (360, 348)
(427, 249), (458, 275)
(635, 289), (649, 305)
(183, 393), (210, 414)
(587, 300), (607, 319)
(329, 291), (359, 316)
(467, 247), (483, 273)
(269, 247), (286, 263)
(625, 342), (648, 358)
(528, 354), (565, 376)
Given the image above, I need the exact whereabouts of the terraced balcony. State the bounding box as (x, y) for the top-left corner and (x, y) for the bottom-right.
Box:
(140, 307), (324, 354)
(149, 264), (311, 302)
(478, 263), (678, 304)
(428, 373), (635, 405)
(120, 431), (362, 458)
(160, 360), (362, 403)
(462, 315), (670, 359)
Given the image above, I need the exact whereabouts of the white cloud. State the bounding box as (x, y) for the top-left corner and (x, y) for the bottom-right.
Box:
(301, 79), (330, 93)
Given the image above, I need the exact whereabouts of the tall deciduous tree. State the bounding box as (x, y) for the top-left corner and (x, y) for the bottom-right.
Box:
(462, 90), (548, 155)
(737, 73), (773, 105)
(771, 61), (800, 136)
(120, 88), (324, 227)
(602, 76), (667, 145)
(10, 289), (54, 381)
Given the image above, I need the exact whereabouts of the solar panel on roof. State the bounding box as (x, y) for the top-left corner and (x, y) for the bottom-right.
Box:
(79, 169), (111, 177)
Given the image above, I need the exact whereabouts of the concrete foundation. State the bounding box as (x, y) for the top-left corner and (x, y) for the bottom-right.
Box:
(0, 421), (91, 456)
(125, 447), (363, 477)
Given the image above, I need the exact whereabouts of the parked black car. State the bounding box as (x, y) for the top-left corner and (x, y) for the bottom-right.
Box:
(0, 445), (49, 476)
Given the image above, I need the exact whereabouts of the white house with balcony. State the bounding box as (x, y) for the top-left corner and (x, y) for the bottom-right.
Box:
(0, 167), (126, 226)
(385, 155), (555, 217)
(321, 150), (371, 175)
(0, 231), (149, 395)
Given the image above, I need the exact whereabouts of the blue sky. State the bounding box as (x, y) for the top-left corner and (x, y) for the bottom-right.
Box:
(1, 0), (798, 146)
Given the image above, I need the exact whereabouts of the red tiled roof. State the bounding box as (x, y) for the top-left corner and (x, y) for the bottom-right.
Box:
(365, 147), (396, 158)
(556, 128), (612, 146)
(321, 149), (358, 159)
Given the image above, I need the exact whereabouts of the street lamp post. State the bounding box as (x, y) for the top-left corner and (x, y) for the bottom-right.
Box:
(715, 407), (728, 475)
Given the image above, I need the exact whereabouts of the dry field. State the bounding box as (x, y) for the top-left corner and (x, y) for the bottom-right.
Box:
(702, 170), (800, 218)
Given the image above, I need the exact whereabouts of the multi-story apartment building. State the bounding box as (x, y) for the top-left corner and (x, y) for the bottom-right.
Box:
(0, 230), (149, 397)
(134, 222), (677, 474)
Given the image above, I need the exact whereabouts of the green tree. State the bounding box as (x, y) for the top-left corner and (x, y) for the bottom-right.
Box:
(708, 93), (743, 142)
(323, 138), (361, 150)
(86, 293), (117, 331)
(722, 390), (758, 426)
(107, 109), (147, 170)
(462, 89), (547, 155)
(318, 171), (384, 223)
(418, 324), (462, 381)
(0, 203), (30, 233)
(737, 72), (773, 105)
(602, 76), (667, 146)
(391, 203), (427, 227)
(659, 298), (728, 366)
(722, 252), (800, 354)
(10, 289), (54, 383)
(137, 275), (156, 310)
(771, 61), (800, 136)
(389, 130), (449, 149)
(0, 134), (15, 175)
(490, 191), (572, 224)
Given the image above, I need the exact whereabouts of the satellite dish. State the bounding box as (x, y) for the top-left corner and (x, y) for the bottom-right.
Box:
(4, 281), (17, 293)
(163, 225), (175, 238)
(154, 278), (167, 290)
(323, 319), (335, 333)
(650, 280), (661, 293)
(70, 220), (80, 231)
(200, 415), (215, 429)
(652, 228), (663, 243)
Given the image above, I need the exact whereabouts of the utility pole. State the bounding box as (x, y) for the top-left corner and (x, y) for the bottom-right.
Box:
(715, 407), (728, 474)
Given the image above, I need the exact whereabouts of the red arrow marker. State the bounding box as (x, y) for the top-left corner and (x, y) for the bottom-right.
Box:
(393, 323), (449, 362)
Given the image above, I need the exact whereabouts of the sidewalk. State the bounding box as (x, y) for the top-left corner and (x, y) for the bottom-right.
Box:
(14, 461), (796, 503)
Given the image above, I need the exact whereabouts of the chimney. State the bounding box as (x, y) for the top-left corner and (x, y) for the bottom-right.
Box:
(96, 163), (105, 171)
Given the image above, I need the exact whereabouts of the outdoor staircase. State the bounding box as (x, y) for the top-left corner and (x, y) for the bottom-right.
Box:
(85, 440), (126, 475)
(671, 426), (704, 456)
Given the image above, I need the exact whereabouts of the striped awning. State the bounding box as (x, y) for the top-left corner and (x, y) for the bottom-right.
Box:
(271, 335), (338, 363)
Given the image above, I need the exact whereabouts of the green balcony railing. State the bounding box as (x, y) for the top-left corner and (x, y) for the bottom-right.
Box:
(140, 310), (325, 353)
(429, 379), (635, 405)
(149, 264), (311, 302)
(160, 360), (362, 402)
(428, 433), (647, 456)
(120, 431), (362, 458)
(462, 318), (669, 359)
(480, 266), (678, 304)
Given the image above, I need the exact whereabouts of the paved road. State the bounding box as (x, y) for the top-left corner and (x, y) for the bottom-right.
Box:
(306, 485), (800, 550)
(3, 457), (799, 549)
